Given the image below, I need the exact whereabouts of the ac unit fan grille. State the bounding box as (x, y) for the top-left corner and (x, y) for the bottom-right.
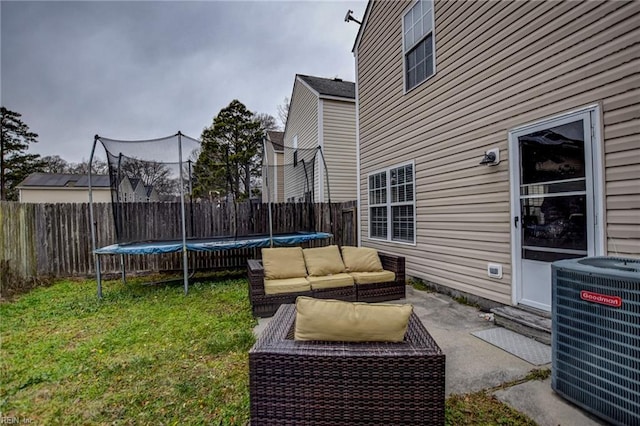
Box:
(552, 259), (640, 426)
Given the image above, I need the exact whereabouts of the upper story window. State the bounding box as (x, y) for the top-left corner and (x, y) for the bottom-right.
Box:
(403, 0), (435, 91)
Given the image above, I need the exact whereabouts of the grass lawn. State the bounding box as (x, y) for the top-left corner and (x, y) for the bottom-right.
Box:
(1, 275), (537, 425)
(1, 274), (255, 425)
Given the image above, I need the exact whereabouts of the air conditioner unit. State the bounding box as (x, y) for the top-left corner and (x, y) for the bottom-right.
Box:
(552, 257), (640, 426)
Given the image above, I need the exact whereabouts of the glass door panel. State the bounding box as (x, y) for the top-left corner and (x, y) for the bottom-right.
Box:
(518, 120), (587, 262)
(519, 121), (586, 184)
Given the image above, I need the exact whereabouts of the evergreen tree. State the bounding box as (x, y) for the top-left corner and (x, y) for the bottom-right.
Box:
(1, 107), (44, 200)
(193, 100), (264, 201)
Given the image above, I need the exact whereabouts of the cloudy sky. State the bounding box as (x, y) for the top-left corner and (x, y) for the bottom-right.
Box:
(1, 0), (365, 163)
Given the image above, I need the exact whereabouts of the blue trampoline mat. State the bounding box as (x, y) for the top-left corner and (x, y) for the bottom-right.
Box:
(94, 232), (333, 255)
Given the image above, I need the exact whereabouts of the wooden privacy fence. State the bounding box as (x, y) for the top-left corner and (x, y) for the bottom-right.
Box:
(0, 200), (356, 284)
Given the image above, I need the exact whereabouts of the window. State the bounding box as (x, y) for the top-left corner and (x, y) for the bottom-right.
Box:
(369, 172), (387, 239)
(403, 0), (435, 91)
(368, 162), (415, 243)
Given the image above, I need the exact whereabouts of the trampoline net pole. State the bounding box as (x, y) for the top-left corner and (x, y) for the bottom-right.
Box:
(263, 138), (274, 247)
(188, 160), (194, 238)
(178, 132), (189, 294)
(89, 135), (102, 299)
(318, 146), (333, 238)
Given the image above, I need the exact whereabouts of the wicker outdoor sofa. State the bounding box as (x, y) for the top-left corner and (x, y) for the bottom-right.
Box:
(247, 249), (406, 317)
(249, 303), (446, 425)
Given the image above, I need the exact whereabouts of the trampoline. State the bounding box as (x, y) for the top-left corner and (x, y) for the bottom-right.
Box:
(88, 131), (333, 298)
(95, 232), (332, 255)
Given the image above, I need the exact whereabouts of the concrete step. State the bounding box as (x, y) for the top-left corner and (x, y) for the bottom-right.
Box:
(491, 306), (552, 345)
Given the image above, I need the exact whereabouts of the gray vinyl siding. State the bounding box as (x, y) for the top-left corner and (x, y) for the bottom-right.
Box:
(604, 88), (640, 257)
(357, 0), (640, 304)
(262, 144), (277, 203)
(283, 80), (318, 202)
(321, 99), (357, 202)
(263, 144), (273, 203)
(276, 151), (284, 203)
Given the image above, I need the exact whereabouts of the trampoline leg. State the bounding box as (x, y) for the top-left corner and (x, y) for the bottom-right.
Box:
(183, 248), (189, 295)
(120, 254), (126, 285)
(96, 255), (103, 299)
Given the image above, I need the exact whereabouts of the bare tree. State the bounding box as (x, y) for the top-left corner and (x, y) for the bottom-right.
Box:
(67, 159), (109, 175)
(41, 155), (69, 173)
(254, 112), (279, 132)
(120, 158), (177, 195)
(277, 97), (290, 129)
(40, 156), (110, 175)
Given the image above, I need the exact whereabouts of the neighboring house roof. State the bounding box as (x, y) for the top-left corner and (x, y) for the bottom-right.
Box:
(267, 131), (285, 152)
(145, 185), (155, 197)
(129, 177), (142, 190)
(17, 173), (111, 188)
(297, 74), (355, 100)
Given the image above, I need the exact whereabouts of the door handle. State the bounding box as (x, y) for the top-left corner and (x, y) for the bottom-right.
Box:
(514, 216), (519, 228)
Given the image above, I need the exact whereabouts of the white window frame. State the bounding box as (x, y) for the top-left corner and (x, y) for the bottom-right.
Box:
(367, 160), (416, 245)
(402, 0), (436, 93)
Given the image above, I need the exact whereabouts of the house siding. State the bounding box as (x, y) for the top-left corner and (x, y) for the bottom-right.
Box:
(262, 145), (285, 203)
(284, 79), (319, 202)
(19, 188), (112, 203)
(263, 143), (276, 203)
(357, 0), (640, 304)
(604, 88), (640, 256)
(322, 99), (358, 202)
(276, 151), (284, 202)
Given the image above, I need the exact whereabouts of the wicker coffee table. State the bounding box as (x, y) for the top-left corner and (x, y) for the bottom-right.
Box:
(249, 304), (446, 425)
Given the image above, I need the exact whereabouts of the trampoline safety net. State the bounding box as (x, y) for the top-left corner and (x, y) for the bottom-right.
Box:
(95, 133), (201, 244)
(93, 133), (330, 245)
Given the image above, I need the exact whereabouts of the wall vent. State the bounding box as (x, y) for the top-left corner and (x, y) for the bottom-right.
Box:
(552, 257), (640, 426)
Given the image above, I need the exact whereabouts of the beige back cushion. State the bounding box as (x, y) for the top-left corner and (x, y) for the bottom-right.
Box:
(303, 245), (346, 276)
(262, 247), (307, 280)
(294, 296), (413, 342)
(341, 246), (384, 272)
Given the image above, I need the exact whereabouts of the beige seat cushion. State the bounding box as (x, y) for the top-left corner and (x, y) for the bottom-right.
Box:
(341, 246), (384, 273)
(264, 277), (311, 295)
(349, 270), (396, 285)
(303, 245), (346, 276)
(307, 273), (354, 290)
(262, 247), (307, 280)
(294, 296), (413, 342)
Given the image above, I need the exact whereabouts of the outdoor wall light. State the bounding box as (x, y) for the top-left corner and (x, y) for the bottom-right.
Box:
(479, 148), (500, 166)
(344, 9), (362, 25)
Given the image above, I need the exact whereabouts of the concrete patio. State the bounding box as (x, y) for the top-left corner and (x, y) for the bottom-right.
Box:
(254, 285), (606, 426)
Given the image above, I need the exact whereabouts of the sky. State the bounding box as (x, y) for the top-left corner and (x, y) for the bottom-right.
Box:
(1, 0), (365, 163)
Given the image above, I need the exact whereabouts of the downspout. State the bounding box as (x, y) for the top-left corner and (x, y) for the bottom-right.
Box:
(354, 47), (362, 247)
(317, 98), (324, 203)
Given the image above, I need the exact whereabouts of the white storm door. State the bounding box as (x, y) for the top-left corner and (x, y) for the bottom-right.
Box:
(510, 110), (598, 312)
